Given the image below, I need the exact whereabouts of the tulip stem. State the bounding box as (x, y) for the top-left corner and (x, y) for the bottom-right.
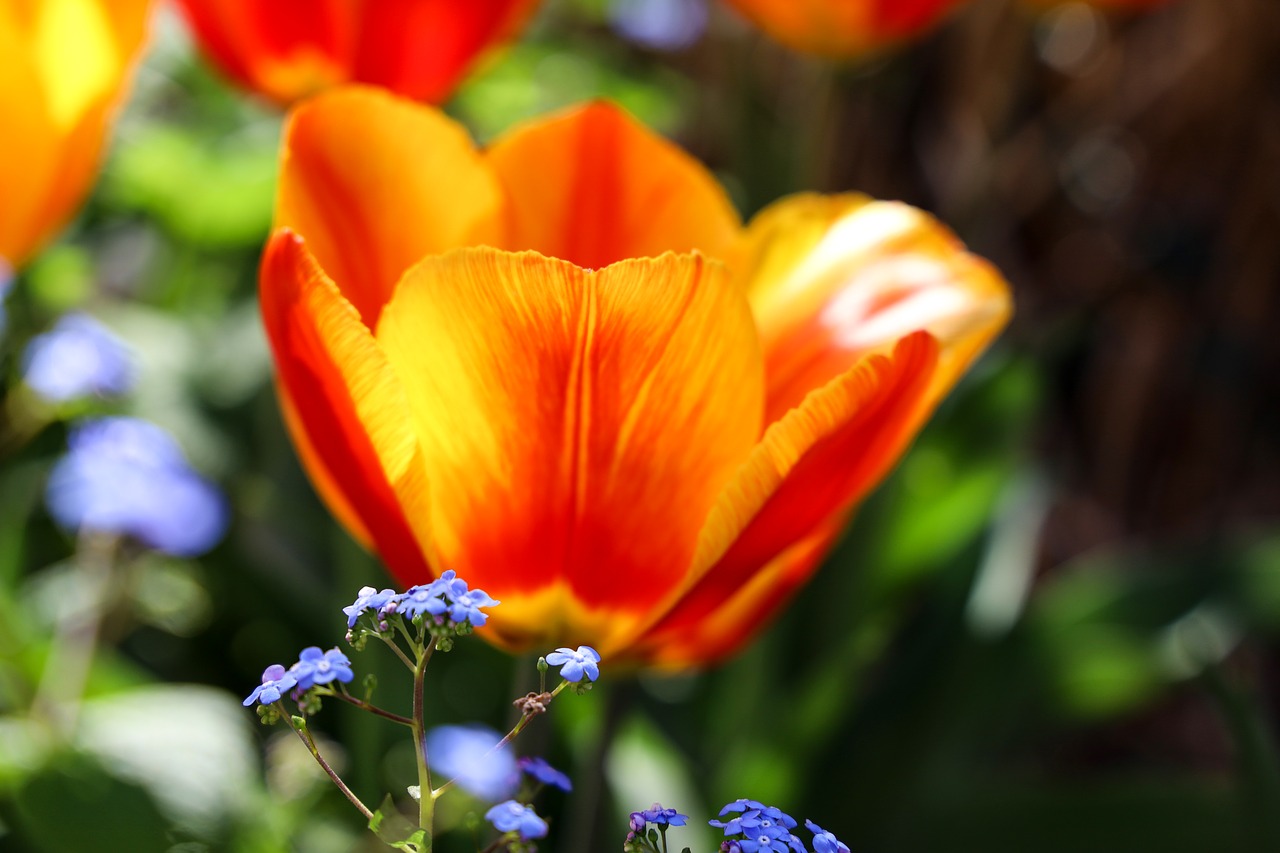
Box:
(413, 637), (436, 832)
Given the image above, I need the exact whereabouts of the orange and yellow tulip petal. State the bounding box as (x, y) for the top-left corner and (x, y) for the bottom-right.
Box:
(174, 0), (540, 106)
(486, 103), (741, 271)
(375, 248), (764, 648)
(721, 0), (965, 58)
(0, 0), (151, 267)
(632, 332), (939, 665)
(736, 195), (1011, 424)
(276, 87), (504, 328)
(260, 229), (431, 582)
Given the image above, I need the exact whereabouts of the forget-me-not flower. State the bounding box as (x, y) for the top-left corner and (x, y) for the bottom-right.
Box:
(22, 313), (134, 403)
(289, 647), (354, 691)
(243, 664), (297, 706)
(426, 724), (517, 802)
(545, 645), (601, 682)
(518, 756), (572, 792)
(485, 800), (548, 840)
(805, 820), (849, 853)
(343, 586), (397, 627)
(641, 804), (688, 827)
(45, 417), (227, 556)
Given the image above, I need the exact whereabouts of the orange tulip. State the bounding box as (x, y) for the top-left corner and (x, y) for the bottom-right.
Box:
(0, 0), (151, 268)
(260, 87), (1012, 668)
(174, 0), (540, 106)
(719, 0), (968, 58)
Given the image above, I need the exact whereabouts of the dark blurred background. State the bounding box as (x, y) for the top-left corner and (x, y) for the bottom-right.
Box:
(1, 0), (1278, 851)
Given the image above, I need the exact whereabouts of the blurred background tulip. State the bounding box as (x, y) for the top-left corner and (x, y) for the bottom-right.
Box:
(0, 0), (151, 267)
(717, 0), (969, 58)
(173, 0), (542, 105)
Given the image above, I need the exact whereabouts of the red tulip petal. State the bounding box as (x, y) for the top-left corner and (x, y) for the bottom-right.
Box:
(351, 0), (540, 104)
(260, 229), (432, 584)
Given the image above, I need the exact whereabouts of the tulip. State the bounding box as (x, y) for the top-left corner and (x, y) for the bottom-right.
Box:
(260, 87), (1012, 667)
(174, 0), (540, 106)
(0, 0), (151, 267)
(719, 0), (968, 58)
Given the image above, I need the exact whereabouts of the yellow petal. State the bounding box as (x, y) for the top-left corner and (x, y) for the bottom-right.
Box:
(0, 0), (151, 265)
(736, 193), (1011, 423)
(275, 86), (504, 328)
(376, 247), (764, 649)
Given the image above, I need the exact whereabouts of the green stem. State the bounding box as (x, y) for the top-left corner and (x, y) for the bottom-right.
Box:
(31, 532), (117, 734)
(282, 704), (373, 820)
(413, 638), (436, 831)
(379, 632), (417, 671)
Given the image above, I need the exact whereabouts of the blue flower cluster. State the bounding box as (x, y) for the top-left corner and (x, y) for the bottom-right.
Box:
(343, 570), (498, 639)
(708, 800), (849, 853)
(485, 799), (548, 841)
(545, 645), (601, 682)
(22, 313), (134, 403)
(243, 647), (353, 707)
(46, 417), (227, 557)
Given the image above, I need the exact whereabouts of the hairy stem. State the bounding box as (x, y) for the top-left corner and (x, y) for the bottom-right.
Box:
(282, 704), (373, 820)
(413, 638), (436, 831)
(328, 689), (413, 726)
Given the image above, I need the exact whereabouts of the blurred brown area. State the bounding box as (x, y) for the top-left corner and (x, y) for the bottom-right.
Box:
(676, 0), (1280, 796)
(731, 0), (1280, 555)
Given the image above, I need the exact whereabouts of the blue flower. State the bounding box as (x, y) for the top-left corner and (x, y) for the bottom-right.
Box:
(243, 664), (297, 706)
(545, 646), (601, 682)
(445, 586), (499, 627)
(641, 804), (688, 827)
(426, 724), (517, 802)
(23, 313), (134, 403)
(45, 417), (227, 556)
(711, 800), (798, 835)
(485, 800), (548, 840)
(610, 0), (708, 51)
(737, 825), (806, 853)
(805, 820), (849, 853)
(518, 756), (572, 792)
(395, 583), (442, 620)
(289, 647), (354, 691)
(343, 586), (397, 627)
(431, 569), (467, 599)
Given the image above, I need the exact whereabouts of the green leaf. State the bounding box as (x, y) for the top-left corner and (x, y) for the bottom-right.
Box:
(368, 794), (430, 852)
